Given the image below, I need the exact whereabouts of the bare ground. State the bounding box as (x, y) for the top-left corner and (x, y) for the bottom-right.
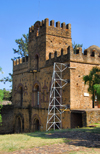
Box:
(1, 130), (100, 154)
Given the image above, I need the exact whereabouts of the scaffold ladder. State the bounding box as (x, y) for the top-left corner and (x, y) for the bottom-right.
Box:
(46, 62), (70, 131)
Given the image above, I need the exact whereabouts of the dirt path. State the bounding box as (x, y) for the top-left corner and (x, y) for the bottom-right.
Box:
(1, 131), (100, 154)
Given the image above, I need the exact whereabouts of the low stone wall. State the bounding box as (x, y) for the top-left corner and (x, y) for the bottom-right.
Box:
(86, 109), (100, 125)
(0, 105), (14, 134)
(71, 109), (100, 128)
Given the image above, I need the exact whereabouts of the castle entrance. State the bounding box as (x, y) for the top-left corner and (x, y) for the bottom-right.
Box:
(33, 118), (40, 131)
(71, 111), (83, 128)
(14, 115), (24, 133)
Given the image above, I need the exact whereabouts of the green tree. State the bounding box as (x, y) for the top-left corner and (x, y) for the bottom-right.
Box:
(0, 73), (12, 84)
(0, 90), (3, 124)
(94, 84), (100, 95)
(0, 90), (4, 102)
(72, 42), (83, 54)
(83, 67), (100, 107)
(0, 67), (3, 124)
(12, 33), (29, 60)
(0, 67), (3, 74)
(0, 33), (29, 85)
(2, 88), (12, 101)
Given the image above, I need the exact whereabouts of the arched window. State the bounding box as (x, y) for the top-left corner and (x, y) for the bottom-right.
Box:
(91, 51), (95, 57)
(61, 48), (63, 55)
(17, 85), (23, 107)
(36, 27), (39, 37)
(76, 49), (79, 54)
(98, 53), (100, 57)
(20, 87), (23, 106)
(35, 54), (39, 71)
(44, 90), (47, 102)
(84, 50), (87, 55)
(34, 85), (39, 106)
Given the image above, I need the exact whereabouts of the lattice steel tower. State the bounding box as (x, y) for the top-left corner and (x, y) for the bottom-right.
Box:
(46, 62), (70, 131)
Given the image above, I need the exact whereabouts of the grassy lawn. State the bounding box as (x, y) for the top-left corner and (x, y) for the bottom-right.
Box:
(0, 123), (100, 153)
(0, 131), (69, 152)
(68, 149), (100, 154)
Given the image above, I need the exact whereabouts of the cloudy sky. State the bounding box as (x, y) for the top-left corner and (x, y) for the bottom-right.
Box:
(0, 0), (100, 89)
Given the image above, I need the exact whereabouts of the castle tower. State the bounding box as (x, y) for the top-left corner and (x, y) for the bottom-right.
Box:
(28, 18), (72, 71)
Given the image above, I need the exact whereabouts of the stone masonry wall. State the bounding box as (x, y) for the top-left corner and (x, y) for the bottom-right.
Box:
(12, 18), (100, 133)
(70, 62), (100, 109)
(86, 109), (100, 125)
(0, 105), (14, 134)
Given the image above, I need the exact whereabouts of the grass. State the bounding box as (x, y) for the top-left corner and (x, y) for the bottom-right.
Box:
(0, 124), (100, 153)
(68, 148), (100, 154)
(0, 132), (69, 152)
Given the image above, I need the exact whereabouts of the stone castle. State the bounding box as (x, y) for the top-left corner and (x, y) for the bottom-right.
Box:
(1, 18), (100, 134)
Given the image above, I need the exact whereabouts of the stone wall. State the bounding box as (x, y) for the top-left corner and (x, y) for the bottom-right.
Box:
(12, 18), (100, 133)
(86, 109), (100, 125)
(71, 109), (100, 128)
(70, 62), (100, 109)
(0, 105), (14, 134)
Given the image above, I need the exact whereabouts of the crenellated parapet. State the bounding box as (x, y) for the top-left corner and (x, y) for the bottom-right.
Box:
(46, 45), (100, 66)
(46, 46), (70, 66)
(29, 18), (71, 42)
(70, 45), (100, 65)
(13, 56), (28, 71)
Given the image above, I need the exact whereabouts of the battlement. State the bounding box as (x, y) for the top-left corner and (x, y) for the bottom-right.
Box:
(46, 46), (100, 66)
(13, 56), (28, 71)
(29, 18), (71, 42)
(46, 46), (70, 66)
(29, 18), (71, 32)
(70, 46), (100, 65)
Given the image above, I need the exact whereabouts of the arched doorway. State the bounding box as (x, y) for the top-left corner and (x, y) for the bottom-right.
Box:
(33, 118), (40, 131)
(14, 115), (24, 133)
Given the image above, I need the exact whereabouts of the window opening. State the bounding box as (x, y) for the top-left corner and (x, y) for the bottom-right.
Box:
(61, 48), (63, 55)
(20, 87), (23, 107)
(91, 51), (95, 57)
(84, 50), (87, 55)
(36, 27), (39, 37)
(35, 85), (39, 106)
(35, 55), (39, 71)
(76, 49), (79, 54)
(98, 53), (100, 57)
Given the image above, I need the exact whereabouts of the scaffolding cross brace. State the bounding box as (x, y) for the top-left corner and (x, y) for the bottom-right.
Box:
(46, 62), (70, 131)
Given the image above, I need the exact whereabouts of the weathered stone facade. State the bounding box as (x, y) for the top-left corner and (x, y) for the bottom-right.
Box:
(0, 105), (14, 134)
(12, 18), (100, 133)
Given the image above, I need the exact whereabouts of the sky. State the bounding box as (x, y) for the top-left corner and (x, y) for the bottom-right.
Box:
(0, 0), (100, 90)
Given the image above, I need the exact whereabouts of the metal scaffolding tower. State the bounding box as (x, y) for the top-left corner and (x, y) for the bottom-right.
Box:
(46, 62), (70, 131)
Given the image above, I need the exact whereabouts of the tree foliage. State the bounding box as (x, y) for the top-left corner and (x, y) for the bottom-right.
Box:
(94, 84), (100, 95)
(0, 67), (3, 74)
(12, 33), (29, 60)
(2, 88), (12, 101)
(0, 90), (4, 103)
(0, 67), (3, 124)
(83, 67), (100, 93)
(83, 67), (100, 107)
(0, 73), (12, 84)
(0, 33), (29, 85)
(72, 42), (83, 54)
(0, 67), (4, 102)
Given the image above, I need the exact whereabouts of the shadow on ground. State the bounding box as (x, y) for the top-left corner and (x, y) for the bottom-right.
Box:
(25, 127), (100, 148)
